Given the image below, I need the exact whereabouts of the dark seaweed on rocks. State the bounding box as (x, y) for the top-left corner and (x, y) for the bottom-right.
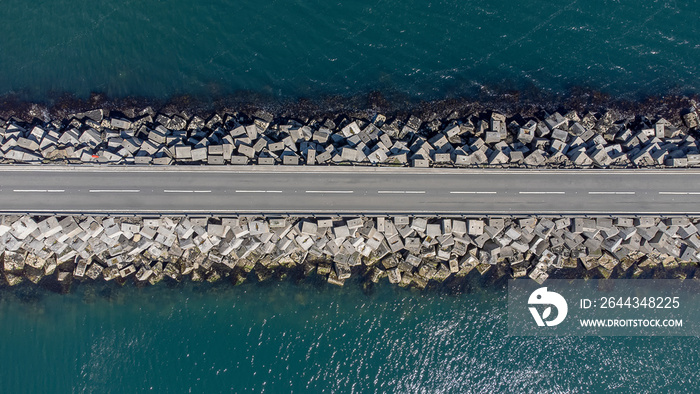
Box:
(1, 86), (699, 169)
(0, 87), (697, 125)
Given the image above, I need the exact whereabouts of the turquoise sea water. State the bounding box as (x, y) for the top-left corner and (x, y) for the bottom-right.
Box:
(2, 278), (698, 393)
(0, 0), (697, 101)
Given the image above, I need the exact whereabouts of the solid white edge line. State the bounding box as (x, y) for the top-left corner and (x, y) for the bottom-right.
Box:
(5, 164), (700, 176)
(10, 209), (700, 214)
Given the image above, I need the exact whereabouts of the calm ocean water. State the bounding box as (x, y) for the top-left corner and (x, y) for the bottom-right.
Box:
(2, 279), (698, 393)
(1, 1), (699, 392)
(0, 0), (697, 101)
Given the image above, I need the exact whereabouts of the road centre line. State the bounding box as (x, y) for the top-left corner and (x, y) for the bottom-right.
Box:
(13, 189), (64, 193)
(305, 190), (354, 194)
(89, 189), (140, 193)
(659, 192), (700, 195)
(519, 191), (565, 195)
(235, 190), (283, 193)
(163, 190), (211, 193)
(378, 191), (426, 194)
(588, 191), (635, 195)
(450, 191), (497, 194)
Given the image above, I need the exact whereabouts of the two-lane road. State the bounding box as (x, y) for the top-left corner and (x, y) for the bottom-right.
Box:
(0, 166), (698, 216)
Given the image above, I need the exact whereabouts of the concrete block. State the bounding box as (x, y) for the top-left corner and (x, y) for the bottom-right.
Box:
(468, 220), (484, 236)
(347, 218), (363, 230)
(111, 118), (132, 129)
(230, 155), (248, 165)
(341, 121), (361, 137)
(208, 155), (225, 165)
(282, 155), (299, 165)
(412, 158), (429, 168)
(191, 147), (207, 161)
(237, 144), (256, 159)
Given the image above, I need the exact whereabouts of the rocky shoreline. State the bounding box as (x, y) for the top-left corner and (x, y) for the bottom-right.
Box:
(0, 96), (698, 168)
(2, 215), (698, 291)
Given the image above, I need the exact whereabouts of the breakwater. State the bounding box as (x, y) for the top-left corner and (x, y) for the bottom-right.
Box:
(1, 100), (699, 169)
(2, 101), (700, 290)
(2, 1), (699, 390)
(2, 214), (697, 290)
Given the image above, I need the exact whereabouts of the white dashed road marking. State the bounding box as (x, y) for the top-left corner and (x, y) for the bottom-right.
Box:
(377, 191), (426, 194)
(89, 189), (140, 193)
(588, 191), (635, 195)
(13, 189), (64, 193)
(450, 191), (497, 194)
(306, 190), (354, 194)
(519, 191), (565, 195)
(163, 190), (210, 193)
(235, 190), (282, 193)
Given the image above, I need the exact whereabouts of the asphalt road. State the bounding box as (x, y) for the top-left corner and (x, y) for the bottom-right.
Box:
(0, 166), (699, 216)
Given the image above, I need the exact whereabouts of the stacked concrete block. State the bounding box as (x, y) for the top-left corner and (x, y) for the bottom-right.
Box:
(0, 106), (696, 169)
(0, 214), (631, 288)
